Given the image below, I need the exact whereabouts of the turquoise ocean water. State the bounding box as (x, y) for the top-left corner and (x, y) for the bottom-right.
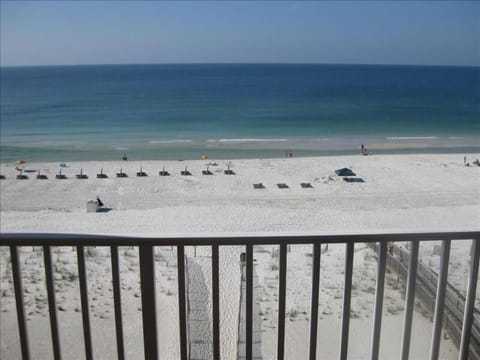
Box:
(1, 64), (479, 162)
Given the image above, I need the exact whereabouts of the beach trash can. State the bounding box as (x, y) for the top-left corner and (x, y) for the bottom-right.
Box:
(86, 200), (100, 213)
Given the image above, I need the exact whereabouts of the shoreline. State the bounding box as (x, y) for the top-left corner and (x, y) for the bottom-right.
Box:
(1, 136), (479, 163)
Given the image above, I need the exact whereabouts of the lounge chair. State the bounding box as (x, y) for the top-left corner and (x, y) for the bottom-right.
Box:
(159, 166), (170, 176)
(253, 183), (265, 189)
(0, 175), (6, 180)
(97, 168), (108, 179)
(224, 163), (235, 175)
(76, 168), (88, 179)
(181, 166), (192, 176)
(277, 183), (289, 189)
(56, 169), (67, 179)
(202, 165), (213, 175)
(136, 167), (148, 177)
(36, 171), (48, 180)
(17, 171), (28, 180)
(301, 182), (313, 188)
(343, 177), (365, 183)
(116, 168), (128, 178)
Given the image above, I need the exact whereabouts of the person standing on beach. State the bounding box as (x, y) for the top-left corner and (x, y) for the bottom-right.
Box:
(361, 144), (365, 155)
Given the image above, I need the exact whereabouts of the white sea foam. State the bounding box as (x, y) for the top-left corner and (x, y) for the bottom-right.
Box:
(447, 136), (465, 139)
(148, 140), (193, 144)
(217, 138), (288, 143)
(115, 147), (129, 150)
(386, 136), (438, 140)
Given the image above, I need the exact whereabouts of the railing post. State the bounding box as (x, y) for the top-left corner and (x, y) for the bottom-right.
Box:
(177, 245), (188, 360)
(212, 245), (221, 360)
(77, 246), (93, 360)
(459, 238), (480, 359)
(43, 246), (61, 360)
(110, 245), (125, 360)
(10, 246), (30, 360)
(309, 242), (321, 360)
(371, 241), (387, 360)
(401, 240), (419, 360)
(139, 245), (158, 360)
(277, 243), (287, 360)
(340, 242), (354, 360)
(246, 243), (253, 360)
(430, 239), (451, 360)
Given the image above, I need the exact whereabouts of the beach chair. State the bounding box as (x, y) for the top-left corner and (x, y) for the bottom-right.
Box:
(159, 166), (170, 176)
(301, 182), (313, 188)
(277, 183), (289, 189)
(16, 170), (28, 180)
(343, 177), (365, 183)
(97, 168), (108, 179)
(56, 169), (67, 180)
(253, 183), (265, 189)
(202, 165), (213, 175)
(224, 163), (235, 175)
(36, 170), (48, 180)
(181, 166), (192, 176)
(136, 166), (148, 177)
(76, 168), (88, 179)
(116, 168), (128, 178)
(0, 175), (6, 180)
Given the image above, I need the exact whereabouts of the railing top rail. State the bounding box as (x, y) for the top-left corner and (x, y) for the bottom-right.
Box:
(1, 230), (478, 246)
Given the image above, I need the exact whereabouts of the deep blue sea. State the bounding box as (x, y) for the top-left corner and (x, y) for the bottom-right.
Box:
(1, 64), (479, 162)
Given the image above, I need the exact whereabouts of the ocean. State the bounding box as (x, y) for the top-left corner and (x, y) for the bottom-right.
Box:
(1, 64), (479, 162)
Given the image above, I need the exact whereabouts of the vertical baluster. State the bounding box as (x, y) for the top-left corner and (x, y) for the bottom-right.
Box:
(459, 238), (480, 359)
(110, 245), (124, 360)
(246, 243), (253, 360)
(10, 246), (30, 360)
(309, 242), (321, 360)
(177, 245), (188, 360)
(430, 239), (451, 359)
(277, 243), (287, 360)
(340, 242), (354, 360)
(77, 246), (93, 360)
(138, 245), (158, 360)
(212, 245), (220, 360)
(43, 246), (61, 360)
(401, 241), (419, 360)
(370, 241), (387, 360)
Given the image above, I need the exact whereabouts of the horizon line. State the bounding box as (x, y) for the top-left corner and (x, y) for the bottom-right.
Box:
(1, 61), (479, 69)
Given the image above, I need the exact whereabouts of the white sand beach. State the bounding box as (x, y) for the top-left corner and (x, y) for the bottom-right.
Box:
(1, 153), (479, 359)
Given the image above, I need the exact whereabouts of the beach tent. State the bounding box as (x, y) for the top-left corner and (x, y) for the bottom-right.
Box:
(335, 168), (356, 177)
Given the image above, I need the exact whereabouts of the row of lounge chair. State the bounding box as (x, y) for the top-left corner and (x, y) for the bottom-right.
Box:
(2, 166), (236, 180)
(254, 182), (314, 189)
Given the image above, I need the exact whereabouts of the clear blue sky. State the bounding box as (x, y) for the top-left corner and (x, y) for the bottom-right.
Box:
(1, 1), (479, 66)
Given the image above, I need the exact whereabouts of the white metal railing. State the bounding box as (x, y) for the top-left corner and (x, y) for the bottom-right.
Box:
(1, 231), (479, 360)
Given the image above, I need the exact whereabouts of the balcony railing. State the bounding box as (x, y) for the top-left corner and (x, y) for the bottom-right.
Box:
(1, 231), (479, 360)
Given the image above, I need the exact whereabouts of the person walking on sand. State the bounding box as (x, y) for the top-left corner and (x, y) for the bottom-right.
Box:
(361, 144), (365, 155)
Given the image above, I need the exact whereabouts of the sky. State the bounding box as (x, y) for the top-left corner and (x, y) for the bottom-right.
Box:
(1, 1), (479, 67)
